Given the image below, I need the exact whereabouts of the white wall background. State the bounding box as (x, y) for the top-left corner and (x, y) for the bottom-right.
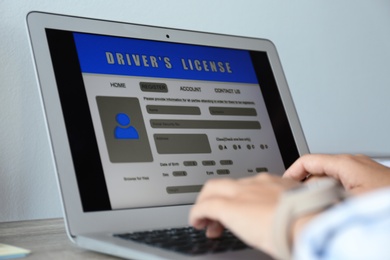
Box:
(1, 0), (390, 222)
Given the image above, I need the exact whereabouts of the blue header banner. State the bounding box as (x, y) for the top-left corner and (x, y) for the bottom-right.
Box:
(73, 33), (258, 84)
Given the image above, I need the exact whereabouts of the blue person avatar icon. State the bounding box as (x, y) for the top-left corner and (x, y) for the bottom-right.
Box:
(114, 113), (139, 139)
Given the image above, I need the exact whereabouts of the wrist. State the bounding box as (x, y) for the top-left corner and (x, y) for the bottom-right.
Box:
(273, 178), (345, 260)
(291, 211), (320, 245)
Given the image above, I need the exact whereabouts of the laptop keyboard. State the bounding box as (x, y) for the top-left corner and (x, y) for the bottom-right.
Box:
(114, 227), (249, 255)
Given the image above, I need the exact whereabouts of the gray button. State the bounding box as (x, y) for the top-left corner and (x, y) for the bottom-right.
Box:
(217, 169), (230, 175)
(202, 160), (216, 166)
(183, 161), (198, 166)
(173, 171), (187, 177)
(140, 82), (168, 93)
(220, 160), (233, 165)
(256, 167), (268, 173)
(166, 185), (202, 194)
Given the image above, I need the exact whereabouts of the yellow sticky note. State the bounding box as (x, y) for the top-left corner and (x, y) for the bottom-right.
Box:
(0, 243), (31, 259)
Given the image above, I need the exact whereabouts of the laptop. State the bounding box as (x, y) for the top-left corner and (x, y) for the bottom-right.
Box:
(27, 11), (309, 260)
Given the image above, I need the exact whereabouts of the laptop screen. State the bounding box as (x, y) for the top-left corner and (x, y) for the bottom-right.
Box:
(45, 29), (300, 212)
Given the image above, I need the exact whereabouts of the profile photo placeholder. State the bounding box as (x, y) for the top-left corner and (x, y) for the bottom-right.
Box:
(96, 96), (153, 163)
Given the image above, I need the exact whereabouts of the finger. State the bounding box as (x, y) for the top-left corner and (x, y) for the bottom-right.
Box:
(235, 173), (272, 185)
(189, 198), (229, 229)
(283, 154), (344, 181)
(205, 221), (225, 238)
(302, 174), (327, 183)
(191, 217), (212, 230)
(252, 173), (301, 190)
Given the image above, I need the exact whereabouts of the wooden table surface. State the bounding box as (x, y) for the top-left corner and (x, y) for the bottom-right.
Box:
(0, 218), (120, 259)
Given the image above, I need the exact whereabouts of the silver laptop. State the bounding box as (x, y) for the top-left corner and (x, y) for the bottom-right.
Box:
(27, 11), (309, 260)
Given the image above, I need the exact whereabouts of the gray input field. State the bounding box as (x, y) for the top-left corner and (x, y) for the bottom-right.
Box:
(166, 185), (203, 194)
(150, 119), (261, 129)
(146, 105), (201, 115)
(154, 134), (211, 154)
(209, 107), (257, 116)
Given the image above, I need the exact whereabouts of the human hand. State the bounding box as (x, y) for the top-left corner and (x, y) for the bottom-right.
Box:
(189, 173), (300, 257)
(283, 154), (390, 195)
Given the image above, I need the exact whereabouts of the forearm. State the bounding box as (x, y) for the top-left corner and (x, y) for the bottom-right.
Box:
(292, 188), (390, 260)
